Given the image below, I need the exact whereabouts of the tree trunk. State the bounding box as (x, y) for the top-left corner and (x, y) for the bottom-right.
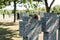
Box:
(46, 7), (50, 12)
(45, 0), (55, 12)
(45, 0), (50, 12)
(14, 0), (16, 22)
(3, 13), (5, 19)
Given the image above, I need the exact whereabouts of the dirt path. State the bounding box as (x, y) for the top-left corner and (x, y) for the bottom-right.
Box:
(0, 20), (43, 40)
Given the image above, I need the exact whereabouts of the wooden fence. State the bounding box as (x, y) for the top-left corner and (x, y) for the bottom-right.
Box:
(19, 13), (59, 40)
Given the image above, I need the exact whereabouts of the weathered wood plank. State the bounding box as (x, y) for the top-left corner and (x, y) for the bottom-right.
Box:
(42, 13), (58, 32)
(43, 29), (57, 40)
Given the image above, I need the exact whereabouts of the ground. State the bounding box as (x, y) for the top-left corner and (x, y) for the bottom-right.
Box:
(0, 14), (43, 40)
(0, 21), (22, 40)
(0, 21), (43, 40)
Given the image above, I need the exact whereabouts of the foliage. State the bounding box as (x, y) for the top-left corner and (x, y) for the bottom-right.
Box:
(23, 0), (27, 3)
(33, 0), (42, 2)
(0, 0), (13, 9)
(52, 5), (60, 13)
(41, 7), (46, 12)
(0, 10), (3, 14)
(28, 0), (33, 4)
(33, 0), (55, 12)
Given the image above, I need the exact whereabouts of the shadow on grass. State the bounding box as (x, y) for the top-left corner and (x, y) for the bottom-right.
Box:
(0, 28), (20, 40)
(0, 22), (18, 26)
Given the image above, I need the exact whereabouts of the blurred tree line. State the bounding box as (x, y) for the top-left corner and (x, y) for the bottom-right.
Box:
(1, 0), (60, 22)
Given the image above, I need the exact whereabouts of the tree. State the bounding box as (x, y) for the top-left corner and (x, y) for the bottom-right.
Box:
(10, 0), (55, 23)
(23, 0), (27, 3)
(52, 5), (60, 13)
(13, 0), (27, 22)
(0, 0), (13, 8)
(0, 0), (17, 22)
(44, 0), (55, 12)
(41, 7), (46, 12)
(0, 0), (21, 22)
(29, 0), (33, 4)
(0, 0), (13, 19)
(13, 0), (16, 22)
(33, 0), (42, 2)
(33, 0), (55, 12)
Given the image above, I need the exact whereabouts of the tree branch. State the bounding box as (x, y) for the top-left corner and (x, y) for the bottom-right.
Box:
(45, 0), (49, 12)
(50, 0), (55, 8)
(45, 0), (48, 8)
